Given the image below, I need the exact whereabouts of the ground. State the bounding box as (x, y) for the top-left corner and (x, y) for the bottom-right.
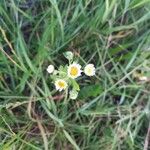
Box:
(0, 0), (150, 150)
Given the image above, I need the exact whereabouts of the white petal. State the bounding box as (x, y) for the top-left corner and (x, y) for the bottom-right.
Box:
(47, 65), (54, 73)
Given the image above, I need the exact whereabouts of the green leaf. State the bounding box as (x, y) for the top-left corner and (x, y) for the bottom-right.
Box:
(58, 65), (67, 72)
(57, 65), (67, 77)
(80, 106), (115, 116)
(78, 84), (103, 99)
(109, 44), (131, 56)
(70, 79), (80, 91)
(63, 130), (80, 150)
(130, 0), (150, 9)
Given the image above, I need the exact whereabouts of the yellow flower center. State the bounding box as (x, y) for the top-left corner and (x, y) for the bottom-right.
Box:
(58, 81), (65, 88)
(70, 66), (78, 76)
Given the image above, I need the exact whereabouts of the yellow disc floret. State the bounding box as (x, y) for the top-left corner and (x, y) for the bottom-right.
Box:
(55, 79), (67, 91)
(68, 63), (82, 79)
(70, 66), (78, 76)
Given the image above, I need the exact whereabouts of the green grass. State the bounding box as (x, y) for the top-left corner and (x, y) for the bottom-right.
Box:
(0, 0), (150, 149)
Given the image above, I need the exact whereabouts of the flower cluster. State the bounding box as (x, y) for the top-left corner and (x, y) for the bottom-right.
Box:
(47, 51), (96, 99)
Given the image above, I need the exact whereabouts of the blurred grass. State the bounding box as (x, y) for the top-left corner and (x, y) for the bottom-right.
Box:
(0, 0), (150, 149)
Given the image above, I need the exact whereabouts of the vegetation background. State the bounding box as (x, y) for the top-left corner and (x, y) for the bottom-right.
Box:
(0, 0), (150, 149)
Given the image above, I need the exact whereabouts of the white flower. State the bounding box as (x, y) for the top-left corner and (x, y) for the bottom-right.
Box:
(47, 65), (54, 73)
(55, 79), (68, 91)
(69, 90), (78, 100)
(84, 64), (95, 76)
(64, 51), (73, 61)
(68, 63), (82, 79)
(139, 76), (148, 81)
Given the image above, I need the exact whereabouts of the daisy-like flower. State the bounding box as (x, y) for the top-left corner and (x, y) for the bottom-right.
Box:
(68, 63), (82, 79)
(47, 65), (54, 73)
(84, 64), (96, 76)
(55, 79), (68, 91)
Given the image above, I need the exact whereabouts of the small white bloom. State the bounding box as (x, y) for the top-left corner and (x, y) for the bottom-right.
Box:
(68, 63), (82, 79)
(64, 51), (73, 61)
(69, 90), (78, 99)
(84, 64), (95, 76)
(47, 65), (54, 73)
(139, 76), (148, 81)
(55, 79), (68, 91)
